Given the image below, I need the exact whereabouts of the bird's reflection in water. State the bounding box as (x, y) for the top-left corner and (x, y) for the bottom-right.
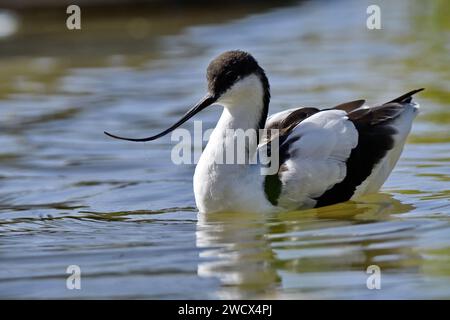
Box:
(196, 193), (416, 299)
(196, 211), (281, 299)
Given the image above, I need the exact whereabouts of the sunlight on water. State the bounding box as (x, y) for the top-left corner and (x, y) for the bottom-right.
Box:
(0, 0), (449, 299)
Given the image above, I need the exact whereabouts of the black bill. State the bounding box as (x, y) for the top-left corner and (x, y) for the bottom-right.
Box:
(104, 94), (217, 142)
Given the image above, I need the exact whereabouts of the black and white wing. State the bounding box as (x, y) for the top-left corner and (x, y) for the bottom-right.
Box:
(262, 89), (423, 210)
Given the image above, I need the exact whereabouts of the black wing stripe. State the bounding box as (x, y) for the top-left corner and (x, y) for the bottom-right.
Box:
(385, 88), (424, 104)
(332, 99), (366, 112)
(314, 122), (396, 208)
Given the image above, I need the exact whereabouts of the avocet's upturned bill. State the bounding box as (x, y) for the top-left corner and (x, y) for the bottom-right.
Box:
(105, 50), (424, 214)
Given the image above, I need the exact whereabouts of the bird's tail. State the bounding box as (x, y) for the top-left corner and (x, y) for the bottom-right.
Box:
(385, 88), (424, 104)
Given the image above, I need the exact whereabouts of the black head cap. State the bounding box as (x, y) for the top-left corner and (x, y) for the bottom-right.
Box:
(206, 50), (268, 97)
(103, 50), (271, 143)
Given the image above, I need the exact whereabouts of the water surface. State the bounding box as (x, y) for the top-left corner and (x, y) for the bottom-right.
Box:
(0, 0), (449, 299)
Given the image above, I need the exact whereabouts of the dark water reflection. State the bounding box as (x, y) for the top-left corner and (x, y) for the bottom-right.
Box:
(0, 0), (449, 298)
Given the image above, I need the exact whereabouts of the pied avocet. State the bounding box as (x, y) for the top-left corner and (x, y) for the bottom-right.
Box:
(105, 50), (424, 214)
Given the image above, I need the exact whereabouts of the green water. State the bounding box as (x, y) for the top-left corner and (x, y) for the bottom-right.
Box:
(0, 0), (449, 299)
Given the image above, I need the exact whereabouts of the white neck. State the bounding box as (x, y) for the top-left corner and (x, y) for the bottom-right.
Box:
(207, 74), (266, 163)
(193, 74), (274, 213)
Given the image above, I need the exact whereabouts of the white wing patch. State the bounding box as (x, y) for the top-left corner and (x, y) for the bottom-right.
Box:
(275, 110), (358, 210)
